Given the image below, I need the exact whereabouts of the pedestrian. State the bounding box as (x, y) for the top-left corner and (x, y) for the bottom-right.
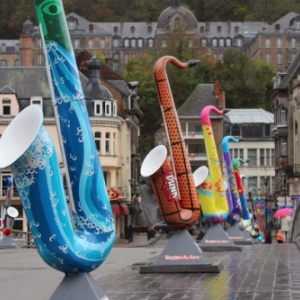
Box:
(281, 215), (292, 243)
(276, 229), (285, 244)
(127, 224), (133, 243)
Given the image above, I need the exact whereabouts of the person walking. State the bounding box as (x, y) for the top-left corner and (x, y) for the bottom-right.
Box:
(127, 224), (134, 243)
(276, 229), (285, 244)
(280, 215), (292, 243)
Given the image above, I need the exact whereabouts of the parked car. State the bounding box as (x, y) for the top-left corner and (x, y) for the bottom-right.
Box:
(153, 221), (196, 234)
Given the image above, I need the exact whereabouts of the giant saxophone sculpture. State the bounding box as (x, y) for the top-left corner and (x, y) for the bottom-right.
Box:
(233, 158), (251, 221)
(140, 56), (200, 230)
(0, 0), (115, 274)
(222, 136), (242, 224)
(194, 106), (229, 223)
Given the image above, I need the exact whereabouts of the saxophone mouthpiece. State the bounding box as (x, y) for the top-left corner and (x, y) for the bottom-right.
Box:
(187, 59), (200, 67)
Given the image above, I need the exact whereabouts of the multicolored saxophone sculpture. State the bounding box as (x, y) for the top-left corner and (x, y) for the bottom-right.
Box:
(195, 105), (229, 223)
(222, 136), (242, 224)
(141, 56), (200, 230)
(233, 158), (251, 221)
(0, 0), (115, 274)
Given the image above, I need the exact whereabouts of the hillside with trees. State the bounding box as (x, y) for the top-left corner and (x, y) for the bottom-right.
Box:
(2, 0), (300, 38)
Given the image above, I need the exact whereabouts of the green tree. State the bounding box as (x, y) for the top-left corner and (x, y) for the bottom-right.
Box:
(215, 48), (275, 109)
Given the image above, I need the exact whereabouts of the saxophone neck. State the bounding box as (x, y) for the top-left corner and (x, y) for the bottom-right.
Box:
(222, 135), (239, 153)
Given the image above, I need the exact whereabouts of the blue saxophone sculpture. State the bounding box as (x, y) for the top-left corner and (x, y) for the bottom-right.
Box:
(221, 136), (242, 224)
(0, 0), (115, 274)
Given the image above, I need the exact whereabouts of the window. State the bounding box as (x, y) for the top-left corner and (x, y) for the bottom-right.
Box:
(200, 26), (205, 34)
(260, 149), (265, 166)
(235, 26), (239, 33)
(113, 39), (119, 47)
(14, 59), (20, 67)
(161, 40), (167, 48)
(113, 132), (116, 155)
(282, 137), (287, 155)
(201, 39), (207, 47)
(67, 19), (76, 30)
(113, 26), (118, 34)
(279, 107), (287, 124)
(248, 177), (258, 193)
(226, 38), (231, 47)
(0, 60), (7, 67)
(113, 101), (117, 117)
(2, 99), (11, 116)
(219, 38), (224, 47)
(277, 53), (282, 64)
(265, 38), (271, 48)
(95, 132), (101, 153)
(236, 38), (242, 47)
(277, 38), (282, 48)
(231, 124), (241, 136)
(264, 124), (271, 136)
(188, 40), (193, 48)
(265, 53), (271, 63)
(94, 100), (103, 116)
(292, 53), (297, 62)
(124, 39), (129, 47)
(37, 38), (42, 48)
(88, 38), (94, 49)
(138, 39), (143, 47)
(100, 38), (106, 49)
(37, 53), (44, 65)
(105, 101), (111, 116)
(148, 39), (154, 47)
(113, 53), (119, 60)
(130, 26), (135, 33)
(131, 39), (136, 48)
(74, 39), (80, 49)
(217, 26), (222, 33)
(105, 132), (110, 154)
(212, 38), (217, 47)
(124, 54), (129, 63)
(30, 96), (42, 107)
(89, 24), (94, 33)
(1, 173), (12, 197)
(291, 38), (296, 48)
(248, 149), (257, 166)
(15, 43), (19, 52)
(113, 61), (119, 71)
(0, 43), (6, 52)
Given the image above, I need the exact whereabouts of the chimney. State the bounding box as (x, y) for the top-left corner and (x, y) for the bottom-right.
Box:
(214, 79), (226, 109)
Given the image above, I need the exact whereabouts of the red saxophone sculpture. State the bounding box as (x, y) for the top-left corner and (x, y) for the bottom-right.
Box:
(141, 56), (200, 230)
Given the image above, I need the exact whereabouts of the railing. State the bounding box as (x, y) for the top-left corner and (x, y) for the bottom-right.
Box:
(11, 230), (35, 248)
(188, 153), (207, 161)
(184, 131), (204, 138)
(286, 165), (300, 177)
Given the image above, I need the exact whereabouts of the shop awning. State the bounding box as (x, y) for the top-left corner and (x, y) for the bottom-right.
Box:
(111, 203), (122, 216)
(111, 203), (129, 216)
(119, 203), (129, 215)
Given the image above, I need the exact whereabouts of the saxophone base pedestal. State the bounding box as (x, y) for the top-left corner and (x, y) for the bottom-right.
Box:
(49, 273), (108, 300)
(226, 224), (254, 245)
(138, 230), (223, 274)
(0, 235), (15, 248)
(199, 223), (242, 251)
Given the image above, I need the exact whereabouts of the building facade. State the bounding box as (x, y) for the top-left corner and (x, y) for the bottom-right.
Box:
(2, 3), (300, 74)
(270, 54), (300, 209)
(0, 58), (142, 240)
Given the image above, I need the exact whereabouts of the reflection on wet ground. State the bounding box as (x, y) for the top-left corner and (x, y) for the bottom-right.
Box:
(99, 244), (300, 300)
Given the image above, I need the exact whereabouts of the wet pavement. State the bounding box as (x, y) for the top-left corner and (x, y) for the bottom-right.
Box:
(103, 236), (300, 300)
(1, 234), (300, 299)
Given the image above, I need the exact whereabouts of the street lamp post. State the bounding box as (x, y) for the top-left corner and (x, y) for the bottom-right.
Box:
(283, 172), (287, 207)
(128, 179), (135, 226)
(264, 177), (268, 230)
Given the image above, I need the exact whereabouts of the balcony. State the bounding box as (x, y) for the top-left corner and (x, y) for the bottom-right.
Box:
(188, 152), (207, 161)
(184, 131), (204, 139)
(286, 164), (300, 177)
